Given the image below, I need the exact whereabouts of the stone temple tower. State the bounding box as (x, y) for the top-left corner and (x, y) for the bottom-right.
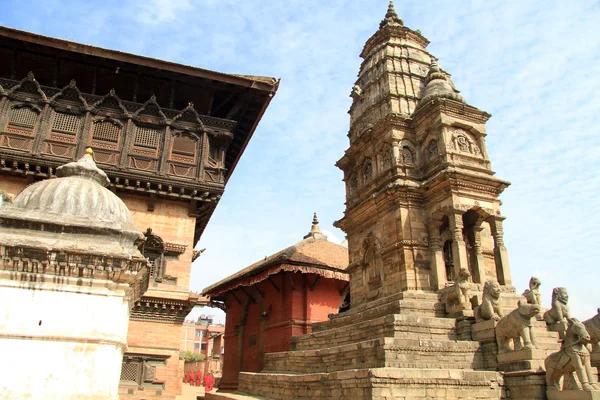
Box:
(335, 1), (512, 307)
(204, 4), (569, 400)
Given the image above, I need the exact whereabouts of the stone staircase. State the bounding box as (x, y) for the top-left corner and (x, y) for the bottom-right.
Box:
(207, 291), (511, 400)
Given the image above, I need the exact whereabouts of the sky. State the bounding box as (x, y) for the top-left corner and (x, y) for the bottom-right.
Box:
(3, 0), (599, 323)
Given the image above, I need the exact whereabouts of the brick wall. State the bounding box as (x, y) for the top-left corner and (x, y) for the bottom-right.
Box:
(219, 271), (346, 390)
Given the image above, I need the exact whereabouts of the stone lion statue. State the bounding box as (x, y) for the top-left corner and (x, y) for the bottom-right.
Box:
(474, 280), (503, 321)
(495, 300), (540, 353)
(543, 287), (571, 326)
(440, 268), (471, 312)
(545, 317), (600, 392)
(583, 308), (600, 353)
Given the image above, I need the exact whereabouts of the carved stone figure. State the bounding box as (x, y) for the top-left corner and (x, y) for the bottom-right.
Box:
(544, 287), (571, 326)
(583, 308), (600, 353)
(0, 189), (11, 208)
(350, 84), (362, 100)
(474, 280), (503, 321)
(522, 276), (542, 306)
(495, 300), (540, 353)
(545, 318), (600, 392)
(441, 268), (471, 313)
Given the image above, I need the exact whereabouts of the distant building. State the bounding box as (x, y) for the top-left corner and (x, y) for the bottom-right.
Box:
(0, 26), (277, 399)
(181, 315), (226, 375)
(202, 214), (349, 390)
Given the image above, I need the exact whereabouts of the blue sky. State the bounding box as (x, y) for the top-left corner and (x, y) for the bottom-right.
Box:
(3, 0), (599, 322)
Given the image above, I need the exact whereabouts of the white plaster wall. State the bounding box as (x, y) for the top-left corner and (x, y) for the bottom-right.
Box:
(0, 278), (131, 399)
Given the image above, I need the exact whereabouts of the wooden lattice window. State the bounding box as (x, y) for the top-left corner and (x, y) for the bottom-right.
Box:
(207, 139), (221, 167)
(8, 106), (38, 129)
(172, 136), (196, 156)
(120, 361), (141, 383)
(52, 112), (81, 135)
(170, 135), (197, 164)
(93, 120), (121, 143)
(134, 125), (160, 149)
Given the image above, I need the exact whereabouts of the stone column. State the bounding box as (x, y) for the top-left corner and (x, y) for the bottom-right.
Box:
(391, 140), (400, 166)
(448, 211), (469, 278)
(487, 216), (512, 286)
(427, 220), (446, 290)
(471, 222), (487, 284)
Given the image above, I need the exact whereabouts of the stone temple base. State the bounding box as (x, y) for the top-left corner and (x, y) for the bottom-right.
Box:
(208, 290), (564, 399)
(547, 390), (600, 400)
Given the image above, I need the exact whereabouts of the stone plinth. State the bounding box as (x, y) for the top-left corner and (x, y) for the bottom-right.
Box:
(472, 319), (497, 343)
(547, 390), (600, 400)
(497, 348), (546, 372)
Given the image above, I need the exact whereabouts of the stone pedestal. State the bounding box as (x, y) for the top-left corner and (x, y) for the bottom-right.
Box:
(547, 390), (600, 400)
(497, 348), (546, 372)
(472, 319), (497, 343)
(504, 371), (547, 400)
(446, 302), (473, 318)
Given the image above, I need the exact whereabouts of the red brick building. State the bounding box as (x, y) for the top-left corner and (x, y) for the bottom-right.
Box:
(181, 315), (226, 375)
(202, 214), (349, 390)
(0, 26), (277, 399)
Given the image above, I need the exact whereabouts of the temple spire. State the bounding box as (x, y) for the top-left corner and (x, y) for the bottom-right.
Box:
(416, 58), (465, 109)
(304, 212), (327, 240)
(380, 0), (403, 28)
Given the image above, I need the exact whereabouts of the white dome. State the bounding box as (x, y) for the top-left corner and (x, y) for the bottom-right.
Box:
(12, 152), (135, 230)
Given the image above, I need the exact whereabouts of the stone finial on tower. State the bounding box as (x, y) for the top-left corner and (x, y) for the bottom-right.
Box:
(304, 212), (327, 240)
(379, 0), (404, 28)
(416, 59), (465, 109)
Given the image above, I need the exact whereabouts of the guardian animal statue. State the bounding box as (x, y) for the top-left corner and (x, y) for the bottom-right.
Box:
(583, 308), (600, 353)
(544, 287), (571, 326)
(545, 318), (600, 392)
(495, 300), (540, 353)
(522, 276), (542, 306)
(441, 268), (471, 313)
(474, 280), (503, 321)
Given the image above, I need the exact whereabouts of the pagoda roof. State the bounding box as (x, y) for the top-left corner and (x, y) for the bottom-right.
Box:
(203, 229), (349, 298)
(0, 26), (278, 91)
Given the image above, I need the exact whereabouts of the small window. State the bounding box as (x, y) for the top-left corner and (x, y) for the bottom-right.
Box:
(92, 120), (121, 143)
(195, 330), (202, 337)
(208, 140), (221, 166)
(134, 125), (160, 149)
(52, 112), (81, 135)
(201, 343), (207, 351)
(172, 135), (196, 157)
(194, 343), (200, 350)
(8, 106), (38, 129)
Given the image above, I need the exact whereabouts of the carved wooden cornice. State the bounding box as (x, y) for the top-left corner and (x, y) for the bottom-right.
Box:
(130, 296), (197, 324)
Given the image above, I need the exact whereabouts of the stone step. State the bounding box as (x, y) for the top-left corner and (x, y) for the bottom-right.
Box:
(266, 337), (485, 373)
(314, 291), (444, 333)
(293, 313), (459, 351)
(236, 368), (504, 400)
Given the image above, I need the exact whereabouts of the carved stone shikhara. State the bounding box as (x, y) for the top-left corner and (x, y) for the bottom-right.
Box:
(495, 300), (540, 353)
(522, 276), (542, 306)
(440, 268), (472, 314)
(545, 318), (600, 392)
(474, 280), (503, 321)
(583, 308), (600, 353)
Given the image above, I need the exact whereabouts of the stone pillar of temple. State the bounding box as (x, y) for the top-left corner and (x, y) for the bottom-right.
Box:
(448, 211), (469, 279)
(427, 220), (446, 290)
(487, 216), (512, 286)
(471, 222), (487, 284)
